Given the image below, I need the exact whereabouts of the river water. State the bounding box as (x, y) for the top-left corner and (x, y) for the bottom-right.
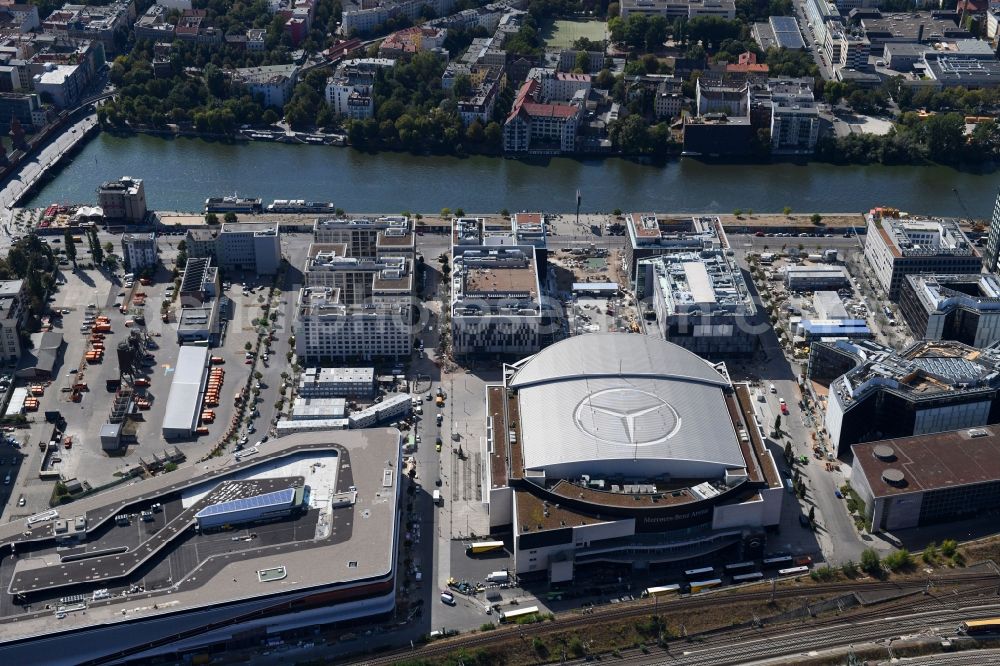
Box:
(23, 133), (1000, 217)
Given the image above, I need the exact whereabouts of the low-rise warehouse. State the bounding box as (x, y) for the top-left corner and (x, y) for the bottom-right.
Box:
(162, 345), (210, 438)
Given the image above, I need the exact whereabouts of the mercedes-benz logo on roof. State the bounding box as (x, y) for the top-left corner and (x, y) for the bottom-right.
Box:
(574, 388), (681, 446)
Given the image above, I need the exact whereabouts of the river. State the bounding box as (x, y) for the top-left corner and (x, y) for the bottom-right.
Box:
(23, 133), (1000, 217)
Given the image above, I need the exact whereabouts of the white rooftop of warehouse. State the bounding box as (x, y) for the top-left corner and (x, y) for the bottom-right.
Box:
(507, 333), (745, 479)
(162, 345), (210, 433)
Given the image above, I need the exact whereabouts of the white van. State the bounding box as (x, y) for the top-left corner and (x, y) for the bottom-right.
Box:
(433, 489), (442, 505)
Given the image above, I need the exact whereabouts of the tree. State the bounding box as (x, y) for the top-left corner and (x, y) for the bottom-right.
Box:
(224, 212), (238, 224)
(103, 241), (114, 256)
(89, 228), (103, 264)
(808, 505), (816, 524)
(860, 548), (881, 575)
(782, 206), (792, 216)
(783, 441), (792, 463)
(245, 341), (253, 351)
(205, 213), (219, 225)
(63, 229), (77, 268)
(454, 208), (465, 217)
(810, 213), (823, 225)
(575, 50), (590, 73)
(940, 539), (958, 557)
(922, 542), (937, 564)
(773, 415), (781, 433)
(441, 208), (451, 218)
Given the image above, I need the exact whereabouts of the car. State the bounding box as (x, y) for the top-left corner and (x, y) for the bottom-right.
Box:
(245, 359), (253, 364)
(17, 495), (24, 507)
(834, 489), (843, 499)
(769, 383), (777, 393)
(435, 442), (442, 452)
(248, 424), (255, 434)
(780, 404), (789, 415)
(754, 231), (765, 237)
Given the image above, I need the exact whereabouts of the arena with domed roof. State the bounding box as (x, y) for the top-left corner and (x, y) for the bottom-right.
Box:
(484, 333), (784, 582)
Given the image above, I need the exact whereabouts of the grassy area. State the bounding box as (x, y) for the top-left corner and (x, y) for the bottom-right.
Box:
(541, 18), (607, 49)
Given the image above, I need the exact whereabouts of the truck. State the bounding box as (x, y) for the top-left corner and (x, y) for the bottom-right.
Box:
(433, 489), (442, 505)
(486, 571), (509, 584)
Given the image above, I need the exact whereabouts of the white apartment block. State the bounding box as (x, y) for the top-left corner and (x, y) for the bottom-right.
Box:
(325, 58), (394, 119)
(450, 218), (543, 356)
(341, 0), (455, 35)
(294, 286), (412, 361)
(313, 216), (413, 259)
(0, 280), (27, 362)
(121, 232), (157, 271)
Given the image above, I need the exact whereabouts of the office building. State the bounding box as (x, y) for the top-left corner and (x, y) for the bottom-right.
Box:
(0, 92), (47, 133)
(97, 176), (147, 223)
(863, 212), (981, 299)
(852, 426), (1000, 532)
(620, 0), (735, 20)
(450, 217), (544, 356)
(216, 222), (281, 275)
(303, 242), (411, 306)
(638, 250), (759, 358)
(624, 213), (729, 282)
(898, 273), (1000, 347)
(484, 333), (782, 581)
(753, 15), (805, 50)
(784, 265), (850, 290)
(986, 190), (1000, 272)
(0, 431), (400, 664)
(121, 232), (157, 271)
(298, 366), (376, 398)
(824, 340), (1000, 456)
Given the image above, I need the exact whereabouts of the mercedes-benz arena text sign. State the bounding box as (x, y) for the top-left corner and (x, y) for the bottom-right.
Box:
(574, 387), (682, 446)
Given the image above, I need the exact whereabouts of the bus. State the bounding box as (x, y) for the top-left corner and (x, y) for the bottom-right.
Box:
(467, 541), (504, 555)
(689, 579), (723, 593)
(724, 562), (755, 573)
(642, 584), (681, 598)
(777, 566), (810, 577)
(684, 566), (715, 579)
(762, 555), (793, 568)
(499, 606), (539, 623)
(959, 618), (1000, 636)
(732, 572), (765, 583)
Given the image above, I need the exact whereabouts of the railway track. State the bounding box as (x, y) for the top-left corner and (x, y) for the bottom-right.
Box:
(350, 571), (1000, 665)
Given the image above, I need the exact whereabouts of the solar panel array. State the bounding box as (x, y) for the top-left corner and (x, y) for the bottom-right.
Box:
(771, 16), (805, 49)
(196, 487), (296, 518)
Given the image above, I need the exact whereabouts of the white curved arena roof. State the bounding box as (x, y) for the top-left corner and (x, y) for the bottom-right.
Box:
(508, 334), (745, 479)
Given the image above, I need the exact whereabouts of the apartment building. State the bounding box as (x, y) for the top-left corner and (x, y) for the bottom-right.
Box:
(233, 64), (299, 108)
(341, 0), (456, 35)
(503, 78), (581, 153)
(620, 0), (735, 19)
(294, 286), (412, 362)
(121, 232), (157, 271)
(985, 190), (1000, 272)
(624, 213), (729, 282)
(324, 58), (395, 119)
(313, 216), (413, 259)
(863, 211), (981, 299)
(0, 280), (28, 362)
(98, 176), (147, 222)
(450, 217), (543, 356)
(768, 78), (820, 154)
(456, 65), (504, 126)
(43, 1), (135, 55)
